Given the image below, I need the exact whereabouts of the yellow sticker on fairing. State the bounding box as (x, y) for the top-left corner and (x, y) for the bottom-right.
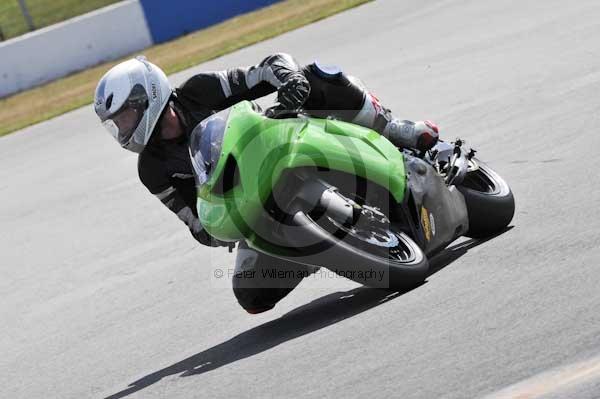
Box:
(421, 206), (434, 241)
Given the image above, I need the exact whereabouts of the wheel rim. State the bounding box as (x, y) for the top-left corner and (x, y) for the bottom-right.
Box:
(461, 160), (499, 194)
(315, 200), (420, 264)
(326, 215), (400, 248)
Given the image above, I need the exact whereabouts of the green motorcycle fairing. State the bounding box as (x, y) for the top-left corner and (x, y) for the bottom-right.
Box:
(192, 101), (407, 242)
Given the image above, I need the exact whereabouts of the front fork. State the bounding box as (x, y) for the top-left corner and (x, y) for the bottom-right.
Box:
(421, 139), (477, 186)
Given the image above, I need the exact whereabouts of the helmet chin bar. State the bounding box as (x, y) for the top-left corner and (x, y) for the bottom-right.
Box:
(102, 119), (119, 140)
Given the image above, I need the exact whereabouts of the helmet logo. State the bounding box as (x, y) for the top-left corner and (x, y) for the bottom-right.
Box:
(151, 83), (157, 100)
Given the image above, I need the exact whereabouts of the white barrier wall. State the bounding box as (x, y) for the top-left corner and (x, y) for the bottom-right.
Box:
(0, 0), (152, 97)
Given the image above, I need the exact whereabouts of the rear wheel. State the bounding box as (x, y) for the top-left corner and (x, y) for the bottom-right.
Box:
(457, 159), (515, 238)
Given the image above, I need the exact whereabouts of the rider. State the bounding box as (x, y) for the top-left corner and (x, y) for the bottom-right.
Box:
(93, 53), (439, 313)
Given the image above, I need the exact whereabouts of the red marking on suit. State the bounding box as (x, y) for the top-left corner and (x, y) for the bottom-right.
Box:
(424, 120), (439, 133)
(369, 93), (383, 115)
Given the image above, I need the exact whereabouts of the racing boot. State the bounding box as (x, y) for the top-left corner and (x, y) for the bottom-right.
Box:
(383, 119), (440, 152)
(352, 92), (439, 152)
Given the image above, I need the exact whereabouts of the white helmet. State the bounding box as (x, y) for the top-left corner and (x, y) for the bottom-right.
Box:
(94, 56), (172, 153)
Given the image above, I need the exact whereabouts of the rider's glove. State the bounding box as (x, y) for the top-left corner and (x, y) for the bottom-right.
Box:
(192, 228), (229, 247)
(414, 120), (439, 152)
(277, 74), (311, 110)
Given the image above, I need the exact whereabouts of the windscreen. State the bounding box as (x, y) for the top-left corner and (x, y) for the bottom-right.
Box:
(189, 108), (231, 187)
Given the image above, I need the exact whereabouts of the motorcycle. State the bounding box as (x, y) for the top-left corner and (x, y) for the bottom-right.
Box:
(190, 101), (515, 289)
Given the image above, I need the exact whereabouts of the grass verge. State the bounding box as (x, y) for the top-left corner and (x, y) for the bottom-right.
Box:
(0, 0), (371, 137)
(0, 0), (121, 39)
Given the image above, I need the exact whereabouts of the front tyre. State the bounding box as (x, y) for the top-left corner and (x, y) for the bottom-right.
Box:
(457, 159), (515, 238)
(285, 187), (429, 290)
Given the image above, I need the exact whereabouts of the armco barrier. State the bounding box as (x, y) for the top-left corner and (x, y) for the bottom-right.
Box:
(0, 0), (152, 98)
(137, 0), (282, 43)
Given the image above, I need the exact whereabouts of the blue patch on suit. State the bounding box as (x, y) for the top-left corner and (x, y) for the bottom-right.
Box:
(313, 61), (343, 79)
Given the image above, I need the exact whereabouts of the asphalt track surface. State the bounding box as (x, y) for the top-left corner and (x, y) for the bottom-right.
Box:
(2, 1), (600, 398)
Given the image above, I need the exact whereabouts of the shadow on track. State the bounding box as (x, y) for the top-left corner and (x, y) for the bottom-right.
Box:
(104, 286), (412, 399)
(105, 228), (512, 399)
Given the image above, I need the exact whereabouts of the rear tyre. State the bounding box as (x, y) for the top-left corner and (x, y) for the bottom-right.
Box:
(457, 159), (515, 238)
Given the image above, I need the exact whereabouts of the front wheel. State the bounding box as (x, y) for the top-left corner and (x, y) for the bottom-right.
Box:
(457, 159), (515, 238)
(284, 186), (429, 290)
